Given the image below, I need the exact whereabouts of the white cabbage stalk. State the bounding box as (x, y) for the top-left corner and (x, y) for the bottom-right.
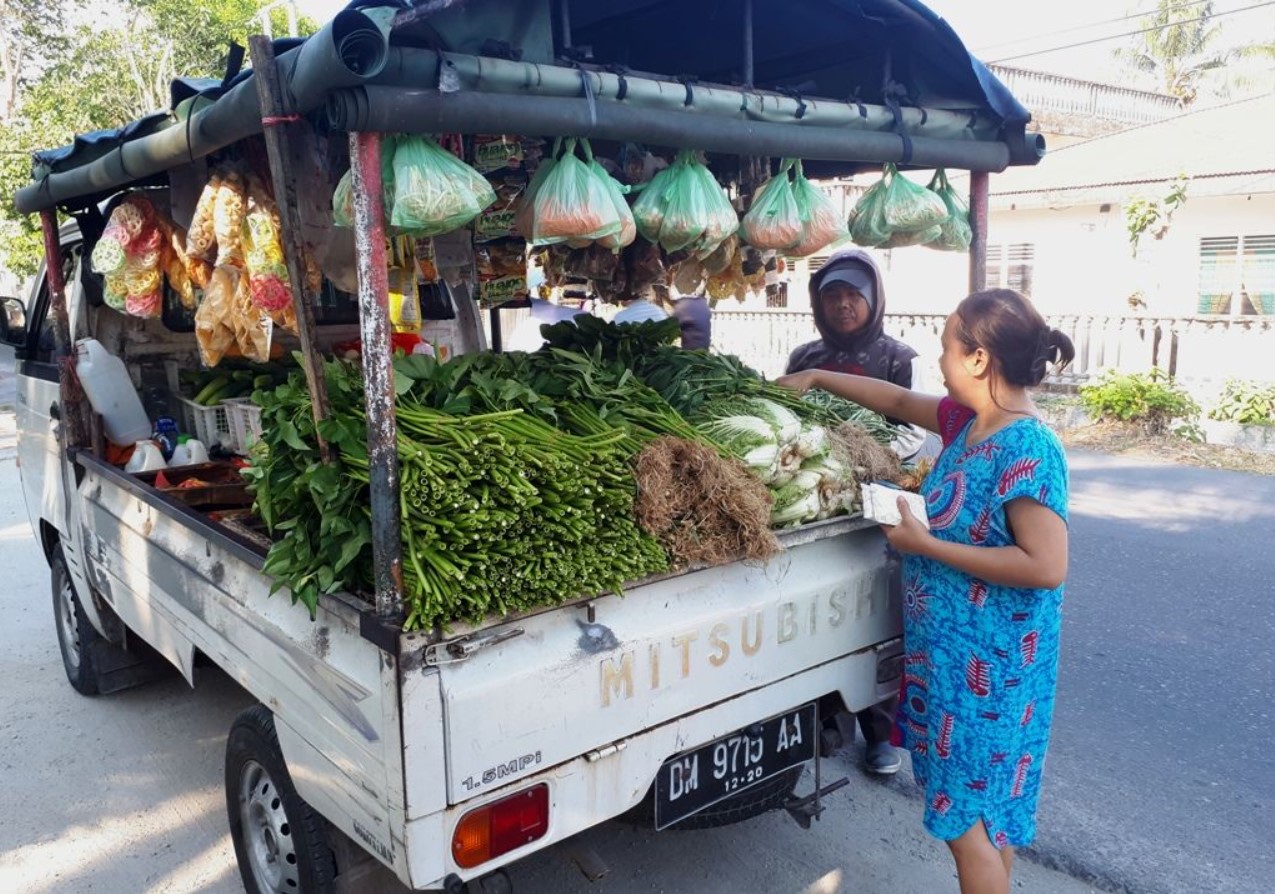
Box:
(755, 399), (803, 444)
(770, 489), (823, 527)
(793, 424), (830, 460)
(702, 414), (778, 447)
(775, 443), (805, 480)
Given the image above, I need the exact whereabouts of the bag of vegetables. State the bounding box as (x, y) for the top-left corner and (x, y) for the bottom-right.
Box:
(925, 168), (973, 253)
(391, 135), (495, 236)
(531, 138), (623, 246)
(848, 177), (891, 248)
(789, 160), (849, 256)
(880, 163), (948, 234)
(741, 160), (802, 251)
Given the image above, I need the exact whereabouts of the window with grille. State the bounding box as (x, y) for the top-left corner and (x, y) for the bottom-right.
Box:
(986, 243), (1034, 296)
(1198, 235), (1275, 315)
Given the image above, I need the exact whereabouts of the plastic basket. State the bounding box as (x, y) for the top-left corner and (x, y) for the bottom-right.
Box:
(224, 398), (264, 455)
(177, 396), (231, 448)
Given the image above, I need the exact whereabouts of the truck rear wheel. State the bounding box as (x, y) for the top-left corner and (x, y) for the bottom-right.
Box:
(52, 544), (103, 695)
(226, 705), (336, 894)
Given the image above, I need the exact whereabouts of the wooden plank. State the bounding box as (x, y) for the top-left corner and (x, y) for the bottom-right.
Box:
(248, 35), (333, 463)
(39, 211), (90, 450)
(968, 170), (990, 295)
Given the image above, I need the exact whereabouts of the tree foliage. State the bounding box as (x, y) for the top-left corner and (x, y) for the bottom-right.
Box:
(1115, 0), (1275, 106)
(0, 0), (316, 278)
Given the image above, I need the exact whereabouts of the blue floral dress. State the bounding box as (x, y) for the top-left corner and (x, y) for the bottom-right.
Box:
(897, 398), (1069, 848)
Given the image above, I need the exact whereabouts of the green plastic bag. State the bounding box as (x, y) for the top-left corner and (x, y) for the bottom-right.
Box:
(531, 139), (623, 246)
(790, 160), (849, 256)
(848, 176), (891, 248)
(514, 139), (559, 239)
(690, 161), (740, 257)
(390, 135), (495, 236)
(741, 159), (802, 250)
(632, 162), (678, 244)
(881, 163), (948, 233)
(590, 154), (636, 251)
(654, 150), (709, 252)
(880, 223), (942, 249)
(926, 168), (972, 253)
(333, 134), (397, 228)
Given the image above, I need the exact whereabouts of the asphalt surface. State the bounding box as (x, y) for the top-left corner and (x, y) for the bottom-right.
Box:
(1027, 451), (1275, 894)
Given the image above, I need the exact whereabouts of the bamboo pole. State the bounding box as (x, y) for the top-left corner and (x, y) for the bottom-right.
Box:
(248, 35), (333, 464)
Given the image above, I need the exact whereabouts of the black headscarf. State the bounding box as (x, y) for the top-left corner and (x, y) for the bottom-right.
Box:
(807, 249), (888, 354)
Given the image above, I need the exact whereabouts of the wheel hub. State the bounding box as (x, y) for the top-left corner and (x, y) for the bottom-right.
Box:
(57, 579), (81, 671)
(239, 759), (300, 893)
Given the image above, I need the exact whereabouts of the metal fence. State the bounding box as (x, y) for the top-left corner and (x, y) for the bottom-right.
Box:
(712, 311), (1275, 391)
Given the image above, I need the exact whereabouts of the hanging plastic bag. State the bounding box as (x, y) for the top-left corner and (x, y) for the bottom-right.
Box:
(848, 176), (891, 248)
(243, 179), (292, 314)
(655, 150), (710, 253)
(531, 139), (621, 246)
(213, 168), (248, 266)
(789, 161), (849, 256)
(514, 140), (559, 239)
(881, 163), (948, 234)
(880, 224), (942, 249)
(741, 160), (802, 250)
(631, 161), (678, 244)
(590, 157), (637, 251)
(690, 161), (740, 257)
(334, 135), (398, 229)
(195, 265), (239, 367)
(391, 135), (495, 236)
(926, 168), (973, 253)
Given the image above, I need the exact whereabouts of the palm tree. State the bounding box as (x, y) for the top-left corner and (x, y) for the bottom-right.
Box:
(1116, 0), (1275, 106)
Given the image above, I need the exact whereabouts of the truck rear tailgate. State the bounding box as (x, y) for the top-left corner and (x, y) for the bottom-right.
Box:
(414, 520), (899, 804)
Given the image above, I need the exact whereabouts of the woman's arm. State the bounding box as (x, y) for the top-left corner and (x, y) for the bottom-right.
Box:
(884, 497), (1069, 590)
(777, 368), (944, 434)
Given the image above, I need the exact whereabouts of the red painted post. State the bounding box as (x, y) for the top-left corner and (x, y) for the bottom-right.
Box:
(348, 131), (405, 621)
(968, 170), (990, 295)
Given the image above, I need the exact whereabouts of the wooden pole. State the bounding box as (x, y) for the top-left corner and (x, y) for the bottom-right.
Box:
(968, 170), (990, 295)
(38, 211), (89, 451)
(248, 35), (333, 464)
(348, 130), (405, 621)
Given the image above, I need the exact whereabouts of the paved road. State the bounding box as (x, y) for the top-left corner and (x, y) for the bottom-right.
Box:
(1030, 451), (1275, 894)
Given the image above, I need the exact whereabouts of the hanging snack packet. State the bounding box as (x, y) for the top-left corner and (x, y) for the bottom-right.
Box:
(741, 160), (802, 250)
(391, 135), (495, 236)
(789, 160), (849, 256)
(243, 178), (292, 314)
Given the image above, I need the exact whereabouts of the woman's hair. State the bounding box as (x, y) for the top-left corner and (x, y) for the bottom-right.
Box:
(953, 289), (1076, 387)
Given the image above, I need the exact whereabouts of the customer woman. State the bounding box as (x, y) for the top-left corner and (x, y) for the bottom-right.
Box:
(779, 289), (1075, 894)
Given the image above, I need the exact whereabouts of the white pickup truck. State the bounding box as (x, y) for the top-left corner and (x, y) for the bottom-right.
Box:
(2, 234), (902, 892)
(4, 2), (1040, 890)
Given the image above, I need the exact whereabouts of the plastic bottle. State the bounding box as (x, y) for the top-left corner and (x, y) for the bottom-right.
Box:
(170, 437), (192, 467)
(185, 439), (209, 465)
(124, 440), (167, 473)
(75, 338), (152, 446)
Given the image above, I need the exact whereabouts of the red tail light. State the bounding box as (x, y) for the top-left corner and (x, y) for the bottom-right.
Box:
(452, 784), (550, 869)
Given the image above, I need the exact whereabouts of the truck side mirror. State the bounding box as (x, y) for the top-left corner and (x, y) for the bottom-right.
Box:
(0, 296), (27, 346)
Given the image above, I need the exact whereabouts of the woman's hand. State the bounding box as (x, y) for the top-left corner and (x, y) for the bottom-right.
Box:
(775, 369), (822, 394)
(882, 497), (933, 556)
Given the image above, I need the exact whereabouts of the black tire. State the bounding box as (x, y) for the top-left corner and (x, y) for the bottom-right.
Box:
(631, 763), (806, 831)
(226, 705), (336, 894)
(52, 544), (103, 696)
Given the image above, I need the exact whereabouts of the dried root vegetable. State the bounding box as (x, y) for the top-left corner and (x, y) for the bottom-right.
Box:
(634, 436), (780, 567)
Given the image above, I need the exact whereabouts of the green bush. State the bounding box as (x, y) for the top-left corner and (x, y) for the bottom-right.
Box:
(1079, 369), (1200, 436)
(1208, 379), (1275, 426)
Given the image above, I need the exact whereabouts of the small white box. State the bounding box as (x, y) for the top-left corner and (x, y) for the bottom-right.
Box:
(860, 483), (930, 529)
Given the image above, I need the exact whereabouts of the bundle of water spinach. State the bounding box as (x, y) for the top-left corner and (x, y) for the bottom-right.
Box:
(244, 358), (667, 630)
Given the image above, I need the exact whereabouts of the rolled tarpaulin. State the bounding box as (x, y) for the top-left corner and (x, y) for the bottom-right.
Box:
(14, 7), (395, 215)
(325, 86), (1015, 173)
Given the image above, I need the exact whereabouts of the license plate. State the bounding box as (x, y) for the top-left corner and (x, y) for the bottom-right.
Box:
(654, 704), (817, 830)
